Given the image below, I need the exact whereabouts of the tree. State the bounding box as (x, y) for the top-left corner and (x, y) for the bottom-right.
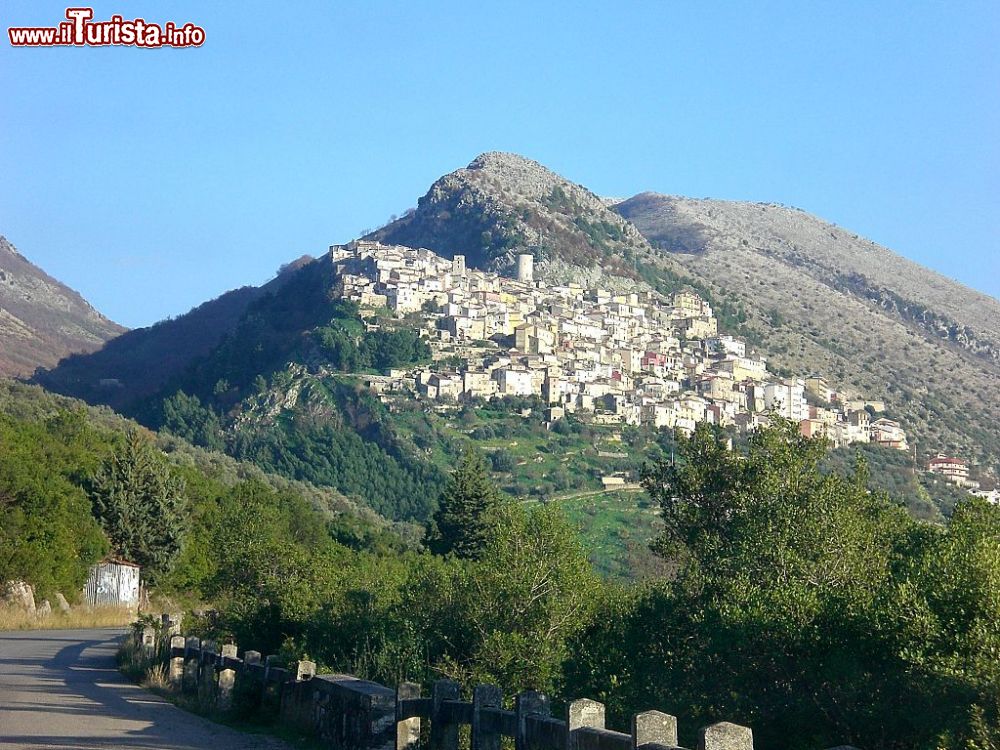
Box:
(0, 412), (108, 598)
(456, 502), (599, 692)
(573, 419), (1000, 749)
(89, 428), (188, 582)
(426, 448), (506, 558)
(161, 391), (224, 451)
(489, 448), (516, 473)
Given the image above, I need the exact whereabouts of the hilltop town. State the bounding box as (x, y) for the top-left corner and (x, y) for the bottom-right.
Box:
(329, 241), (911, 451)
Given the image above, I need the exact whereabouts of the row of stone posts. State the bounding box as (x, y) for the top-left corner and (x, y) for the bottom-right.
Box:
(139, 615), (857, 750)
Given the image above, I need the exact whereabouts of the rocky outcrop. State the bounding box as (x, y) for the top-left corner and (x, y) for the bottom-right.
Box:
(2, 580), (36, 612)
(368, 153), (651, 279)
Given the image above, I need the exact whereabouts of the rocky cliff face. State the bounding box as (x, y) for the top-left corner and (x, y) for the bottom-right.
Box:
(0, 236), (124, 377)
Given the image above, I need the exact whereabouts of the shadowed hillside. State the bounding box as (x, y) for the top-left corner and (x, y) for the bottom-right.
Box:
(34, 256), (313, 412)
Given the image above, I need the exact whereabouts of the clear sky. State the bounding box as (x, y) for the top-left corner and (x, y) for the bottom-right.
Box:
(1, 1), (997, 328)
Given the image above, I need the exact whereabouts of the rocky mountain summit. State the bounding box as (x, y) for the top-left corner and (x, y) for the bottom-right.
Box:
(368, 154), (999, 472)
(0, 235), (124, 377)
(368, 152), (653, 283)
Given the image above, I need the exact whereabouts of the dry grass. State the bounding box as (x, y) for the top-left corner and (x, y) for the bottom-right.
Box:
(143, 662), (171, 691)
(0, 605), (135, 631)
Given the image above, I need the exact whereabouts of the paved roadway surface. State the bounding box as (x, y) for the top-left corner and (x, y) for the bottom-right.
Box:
(0, 629), (292, 749)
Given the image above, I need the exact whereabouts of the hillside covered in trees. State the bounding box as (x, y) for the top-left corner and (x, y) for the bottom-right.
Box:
(2, 375), (998, 747)
(183, 420), (1000, 750)
(0, 379), (408, 601)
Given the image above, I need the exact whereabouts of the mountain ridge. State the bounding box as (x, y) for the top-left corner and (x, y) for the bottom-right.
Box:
(34, 257), (314, 411)
(0, 235), (125, 377)
(28, 152), (1000, 484)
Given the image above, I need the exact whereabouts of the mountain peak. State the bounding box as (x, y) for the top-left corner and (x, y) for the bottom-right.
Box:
(368, 153), (649, 277)
(468, 151), (541, 169)
(460, 151), (595, 203)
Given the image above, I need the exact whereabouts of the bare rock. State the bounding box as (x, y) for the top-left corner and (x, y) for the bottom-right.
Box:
(2, 580), (36, 612)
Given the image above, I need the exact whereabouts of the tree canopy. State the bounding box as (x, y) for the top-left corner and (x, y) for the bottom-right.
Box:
(89, 428), (188, 582)
(567, 420), (1000, 749)
(426, 448), (507, 558)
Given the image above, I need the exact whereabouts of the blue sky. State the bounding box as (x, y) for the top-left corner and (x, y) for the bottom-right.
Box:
(1, 1), (997, 328)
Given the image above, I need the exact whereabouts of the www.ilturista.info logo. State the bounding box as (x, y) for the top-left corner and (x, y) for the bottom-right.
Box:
(8, 7), (205, 48)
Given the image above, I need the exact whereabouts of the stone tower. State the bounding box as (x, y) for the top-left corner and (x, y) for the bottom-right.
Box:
(452, 254), (466, 276)
(516, 254), (533, 283)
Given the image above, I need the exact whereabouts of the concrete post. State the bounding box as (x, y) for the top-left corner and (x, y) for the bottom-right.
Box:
(198, 653), (217, 706)
(516, 691), (550, 750)
(201, 640), (218, 668)
(261, 655), (280, 711)
(218, 667), (236, 711)
(212, 642), (239, 711)
(567, 699), (605, 750)
(431, 679), (460, 750)
(161, 612), (182, 636)
(293, 660), (316, 681)
(168, 635), (185, 686)
(396, 681), (422, 750)
(183, 637), (201, 693)
(697, 722), (753, 750)
(472, 684), (502, 750)
(263, 654), (278, 681)
(632, 711), (678, 749)
(141, 626), (156, 660)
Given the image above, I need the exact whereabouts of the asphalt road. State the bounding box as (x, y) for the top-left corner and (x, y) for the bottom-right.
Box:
(0, 628), (291, 749)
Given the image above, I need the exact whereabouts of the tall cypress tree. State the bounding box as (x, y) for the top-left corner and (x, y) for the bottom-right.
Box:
(89, 428), (187, 582)
(427, 448), (506, 558)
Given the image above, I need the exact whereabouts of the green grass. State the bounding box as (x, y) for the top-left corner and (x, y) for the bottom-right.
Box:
(385, 400), (655, 500)
(544, 490), (665, 580)
(374, 393), (678, 578)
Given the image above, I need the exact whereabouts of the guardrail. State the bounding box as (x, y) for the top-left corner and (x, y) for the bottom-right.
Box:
(132, 614), (857, 750)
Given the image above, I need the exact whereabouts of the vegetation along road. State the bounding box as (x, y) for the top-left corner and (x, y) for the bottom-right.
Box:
(0, 629), (291, 750)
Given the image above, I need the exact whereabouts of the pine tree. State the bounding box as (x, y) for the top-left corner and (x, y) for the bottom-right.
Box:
(89, 428), (187, 582)
(427, 448), (505, 558)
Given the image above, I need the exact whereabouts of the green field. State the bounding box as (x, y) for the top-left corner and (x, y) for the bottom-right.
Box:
(385, 398), (665, 497)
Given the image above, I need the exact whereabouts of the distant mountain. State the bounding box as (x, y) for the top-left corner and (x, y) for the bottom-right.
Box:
(614, 194), (1000, 468)
(32, 152), (1000, 510)
(0, 236), (124, 377)
(39, 255), (448, 523)
(372, 154), (1000, 474)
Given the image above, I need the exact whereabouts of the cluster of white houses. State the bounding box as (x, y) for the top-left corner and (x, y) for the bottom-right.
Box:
(329, 241), (916, 452)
